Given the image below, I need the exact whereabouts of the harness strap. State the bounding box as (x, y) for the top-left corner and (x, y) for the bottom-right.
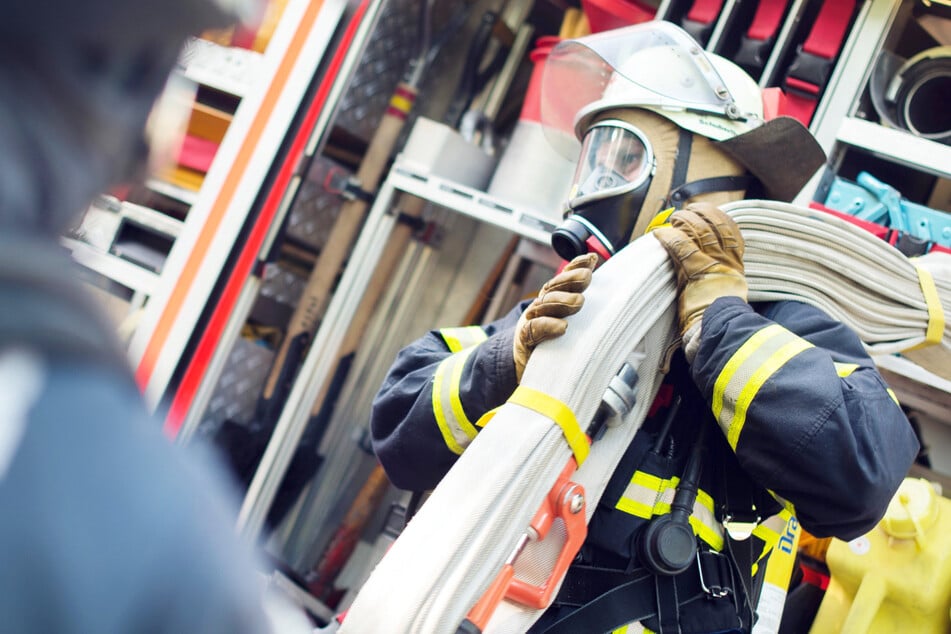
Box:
(543, 551), (737, 633)
(669, 129), (693, 196)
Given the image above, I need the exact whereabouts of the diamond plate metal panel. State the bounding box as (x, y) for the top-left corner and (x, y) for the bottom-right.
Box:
(198, 337), (276, 434)
(335, 0), (421, 141)
(334, 0), (465, 141)
(285, 155), (349, 251)
(259, 262), (308, 307)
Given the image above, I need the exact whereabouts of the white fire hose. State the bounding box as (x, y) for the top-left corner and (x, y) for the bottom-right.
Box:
(340, 200), (949, 634)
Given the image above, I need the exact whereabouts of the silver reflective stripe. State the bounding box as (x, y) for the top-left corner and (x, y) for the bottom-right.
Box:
(431, 327), (489, 454)
(432, 347), (480, 454)
(616, 471), (724, 550)
(712, 324), (813, 449)
(439, 326), (488, 353)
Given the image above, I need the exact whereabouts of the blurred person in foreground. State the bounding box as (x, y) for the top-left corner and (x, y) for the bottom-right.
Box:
(0, 1), (310, 631)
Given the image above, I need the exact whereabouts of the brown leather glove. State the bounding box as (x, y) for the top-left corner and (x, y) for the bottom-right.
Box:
(652, 203), (747, 361)
(513, 253), (599, 382)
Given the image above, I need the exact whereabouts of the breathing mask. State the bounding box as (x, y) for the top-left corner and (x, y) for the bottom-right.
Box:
(552, 120), (655, 261)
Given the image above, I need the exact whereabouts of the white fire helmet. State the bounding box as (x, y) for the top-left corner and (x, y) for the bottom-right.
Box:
(541, 20), (764, 156)
(540, 21), (826, 205)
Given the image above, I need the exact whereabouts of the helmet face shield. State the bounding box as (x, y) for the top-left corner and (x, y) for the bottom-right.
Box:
(540, 21), (762, 157)
(569, 121), (653, 208)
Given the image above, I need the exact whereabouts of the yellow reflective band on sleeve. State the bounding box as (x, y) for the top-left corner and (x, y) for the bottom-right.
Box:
(887, 388), (899, 405)
(615, 472), (724, 550)
(907, 264), (945, 350)
(833, 362), (859, 377)
(432, 347), (480, 454)
(712, 324), (813, 450)
(509, 385), (589, 465)
(439, 326), (488, 353)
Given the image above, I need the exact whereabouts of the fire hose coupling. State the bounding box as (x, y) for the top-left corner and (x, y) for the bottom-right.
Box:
(591, 362), (640, 439)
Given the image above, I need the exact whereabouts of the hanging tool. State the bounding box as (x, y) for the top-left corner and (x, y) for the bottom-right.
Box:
(211, 0), (457, 530)
(638, 415), (708, 576)
(289, 0), (537, 592)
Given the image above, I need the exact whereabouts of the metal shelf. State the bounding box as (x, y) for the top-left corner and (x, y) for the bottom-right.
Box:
(386, 165), (556, 246)
(145, 178), (200, 206)
(837, 117), (951, 181)
(178, 37), (265, 98)
(875, 355), (951, 422)
(63, 239), (160, 295)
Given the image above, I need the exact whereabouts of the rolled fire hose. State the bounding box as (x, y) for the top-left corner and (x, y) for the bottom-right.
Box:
(340, 200), (950, 634)
(869, 46), (951, 146)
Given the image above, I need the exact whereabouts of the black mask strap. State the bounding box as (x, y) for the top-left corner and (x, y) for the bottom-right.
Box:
(667, 176), (755, 207)
(669, 129), (693, 195)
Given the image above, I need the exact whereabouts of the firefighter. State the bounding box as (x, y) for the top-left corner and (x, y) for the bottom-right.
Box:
(369, 22), (919, 633)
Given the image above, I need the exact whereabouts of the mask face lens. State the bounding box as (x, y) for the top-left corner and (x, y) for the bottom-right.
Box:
(569, 122), (652, 208)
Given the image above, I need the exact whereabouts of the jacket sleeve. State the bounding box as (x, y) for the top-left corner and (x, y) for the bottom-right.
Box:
(689, 297), (919, 540)
(370, 301), (529, 491)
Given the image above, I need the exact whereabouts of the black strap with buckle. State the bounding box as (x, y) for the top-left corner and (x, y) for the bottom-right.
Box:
(542, 551), (738, 634)
(784, 46), (835, 98)
(734, 35), (776, 76)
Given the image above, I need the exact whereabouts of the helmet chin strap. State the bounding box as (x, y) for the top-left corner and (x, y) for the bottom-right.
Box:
(661, 127), (755, 210)
(666, 175), (755, 207)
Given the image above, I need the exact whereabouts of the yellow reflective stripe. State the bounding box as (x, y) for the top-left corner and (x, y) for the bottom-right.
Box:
(833, 362), (859, 377)
(439, 326), (488, 353)
(616, 471), (668, 518)
(766, 489), (796, 515)
(509, 386), (589, 465)
(613, 624), (652, 633)
(432, 347), (479, 454)
(887, 388), (899, 405)
(764, 513), (800, 588)
(907, 264), (945, 350)
(615, 473), (724, 550)
(753, 510), (798, 581)
(713, 325), (813, 449)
